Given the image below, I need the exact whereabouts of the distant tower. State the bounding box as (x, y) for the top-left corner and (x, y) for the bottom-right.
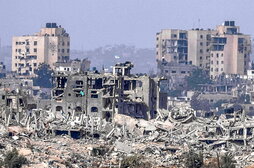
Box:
(210, 21), (251, 78)
(12, 23), (70, 76)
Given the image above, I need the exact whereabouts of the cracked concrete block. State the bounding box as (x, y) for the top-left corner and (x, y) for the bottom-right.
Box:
(19, 148), (32, 156)
(8, 126), (26, 134)
(132, 127), (144, 137)
(148, 131), (160, 141)
(114, 114), (138, 132)
(138, 120), (157, 131)
(115, 141), (132, 154)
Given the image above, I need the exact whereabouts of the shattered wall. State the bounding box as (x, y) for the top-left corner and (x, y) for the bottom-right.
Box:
(51, 62), (167, 127)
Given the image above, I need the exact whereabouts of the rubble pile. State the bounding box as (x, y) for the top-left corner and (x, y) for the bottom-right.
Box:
(1, 62), (254, 167)
(0, 105), (252, 167)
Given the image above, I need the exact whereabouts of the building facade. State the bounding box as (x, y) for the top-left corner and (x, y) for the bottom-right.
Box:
(54, 58), (91, 75)
(156, 29), (188, 64)
(157, 60), (195, 90)
(51, 62), (167, 127)
(187, 29), (216, 70)
(156, 21), (251, 79)
(210, 21), (251, 78)
(12, 23), (70, 76)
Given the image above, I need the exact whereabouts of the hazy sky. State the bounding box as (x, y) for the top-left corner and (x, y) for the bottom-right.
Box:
(0, 0), (254, 50)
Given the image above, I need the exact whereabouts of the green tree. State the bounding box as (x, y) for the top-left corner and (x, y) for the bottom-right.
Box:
(0, 148), (28, 168)
(186, 68), (212, 91)
(184, 150), (204, 168)
(183, 151), (236, 168)
(33, 63), (53, 88)
(218, 153), (236, 168)
(190, 93), (211, 112)
(120, 155), (151, 168)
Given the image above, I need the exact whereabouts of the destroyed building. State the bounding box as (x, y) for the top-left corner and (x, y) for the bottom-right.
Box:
(54, 58), (91, 74)
(0, 88), (38, 126)
(157, 60), (195, 90)
(0, 78), (48, 126)
(51, 62), (167, 131)
(1, 62), (254, 167)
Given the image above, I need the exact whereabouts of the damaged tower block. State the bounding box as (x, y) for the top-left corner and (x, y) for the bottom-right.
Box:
(51, 61), (167, 133)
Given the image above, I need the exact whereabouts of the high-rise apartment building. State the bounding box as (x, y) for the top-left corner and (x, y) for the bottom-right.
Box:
(156, 21), (251, 78)
(156, 29), (188, 64)
(187, 29), (216, 70)
(12, 23), (70, 75)
(210, 21), (251, 78)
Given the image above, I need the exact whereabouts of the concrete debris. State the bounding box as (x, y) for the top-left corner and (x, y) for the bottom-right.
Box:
(115, 141), (132, 154)
(0, 62), (254, 167)
(0, 107), (250, 167)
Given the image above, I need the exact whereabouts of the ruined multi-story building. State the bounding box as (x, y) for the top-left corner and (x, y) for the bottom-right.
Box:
(51, 62), (167, 130)
(157, 60), (195, 90)
(156, 29), (190, 90)
(156, 29), (188, 64)
(0, 78), (40, 126)
(12, 23), (70, 76)
(0, 89), (38, 125)
(156, 28), (215, 69)
(54, 58), (91, 75)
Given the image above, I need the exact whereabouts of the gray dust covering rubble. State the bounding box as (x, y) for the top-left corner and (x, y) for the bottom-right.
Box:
(0, 62), (254, 167)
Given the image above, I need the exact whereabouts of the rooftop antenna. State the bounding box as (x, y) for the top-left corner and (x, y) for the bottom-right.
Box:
(198, 18), (201, 28)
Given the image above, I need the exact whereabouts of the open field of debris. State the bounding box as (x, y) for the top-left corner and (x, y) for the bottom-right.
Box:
(0, 108), (254, 168)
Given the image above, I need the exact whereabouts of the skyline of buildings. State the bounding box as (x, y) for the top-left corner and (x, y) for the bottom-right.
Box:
(156, 21), (252, 78)
(1, 1), (254, 167)
(0, 20), (251, 79)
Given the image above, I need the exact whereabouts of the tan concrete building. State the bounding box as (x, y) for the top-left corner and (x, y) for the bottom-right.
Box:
(156, 29), (188, 64)
(187, 29), (216, 70)
(210, 21), (251, 78)
(156, 21), (251, 78)
(12, 23), (70, 75)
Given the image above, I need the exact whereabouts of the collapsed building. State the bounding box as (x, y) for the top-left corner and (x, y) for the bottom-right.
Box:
(0, 89), (37, 126)
(157, 60), (195, 90)
(54, 58), (91, 75)
(0, 78), (51, 130)
(51, 61), (167, 135)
